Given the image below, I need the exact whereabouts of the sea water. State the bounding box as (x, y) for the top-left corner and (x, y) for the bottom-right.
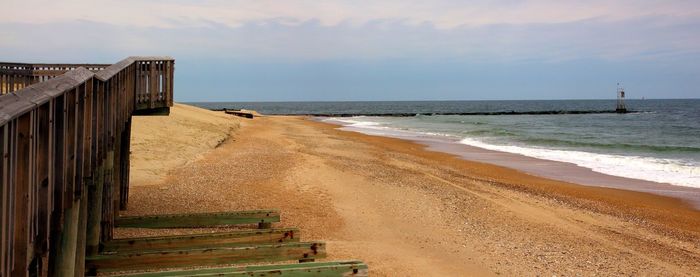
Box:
(191, 99), (700, 188)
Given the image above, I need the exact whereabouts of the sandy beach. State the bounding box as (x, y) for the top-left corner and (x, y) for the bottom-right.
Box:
(124, 104), (700, 276)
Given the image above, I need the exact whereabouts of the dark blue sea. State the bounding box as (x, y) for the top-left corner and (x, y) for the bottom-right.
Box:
(189, 99), (700, 188)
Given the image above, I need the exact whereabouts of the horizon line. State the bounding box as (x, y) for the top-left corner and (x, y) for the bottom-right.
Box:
(181, 98), (699, 103)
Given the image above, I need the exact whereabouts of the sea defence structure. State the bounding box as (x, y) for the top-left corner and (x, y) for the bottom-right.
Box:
(1, 58), (366, 276)
(274, 110), (634, 117)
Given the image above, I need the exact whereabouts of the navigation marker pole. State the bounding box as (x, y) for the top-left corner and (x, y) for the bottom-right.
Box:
(616, 83), (627, 113)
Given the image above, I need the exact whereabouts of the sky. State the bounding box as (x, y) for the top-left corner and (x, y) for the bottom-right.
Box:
(2, 0), (699, 101)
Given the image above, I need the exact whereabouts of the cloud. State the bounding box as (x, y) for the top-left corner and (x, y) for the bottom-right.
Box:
(4, 0), (700, 29)
(2, 15), (699, 64)
(3, 1), (698, 101)
(1, 0), (699, 68)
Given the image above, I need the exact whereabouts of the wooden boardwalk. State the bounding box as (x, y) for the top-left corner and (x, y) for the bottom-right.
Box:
(1, 57), (367, 276)
(0, 57), (174, 276)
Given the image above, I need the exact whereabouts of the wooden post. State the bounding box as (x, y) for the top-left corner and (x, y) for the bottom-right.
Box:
(101, 81), (115, 242)
(112, 79), (122, 216)
(1, 125), (7, 277)
(119, 119), (131, 210)
(54, 88), (81, 277)
(73, 82), (90, 276)
(86, 163), (103, 255)
(35, 104), (52, 275)
(164, 61), (170, 106)
(86, 81), (103, 255)
(64, 89), (77, 209)
(102, 152), (113, 242)
(169, 60), (174, 106)
(74, 189), (88, 277)
(149, 62), (156, 108)
(54, 198), (79, 277)
(11, 114), (32, 277)
(48, 95), (65, 277)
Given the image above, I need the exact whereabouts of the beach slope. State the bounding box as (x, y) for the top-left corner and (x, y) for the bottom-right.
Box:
(126, 104), (700, 276)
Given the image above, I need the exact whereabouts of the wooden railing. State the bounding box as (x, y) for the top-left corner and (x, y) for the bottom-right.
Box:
(0, 56), (174, 276)
(0, 62), (109, 94)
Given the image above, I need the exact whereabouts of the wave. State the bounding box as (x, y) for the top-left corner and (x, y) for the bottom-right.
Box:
(458, 137), (700, 188)
(324, 116), (700, 189)
(328, 118), (385, 129)
(515, 137), (700, 153)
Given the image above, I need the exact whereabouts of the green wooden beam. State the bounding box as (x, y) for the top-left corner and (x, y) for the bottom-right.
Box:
(103, 228), (299, 252)
(86, 241), (326, 274)
(117, 260), (368, 277)
(114, 210), (280, 229)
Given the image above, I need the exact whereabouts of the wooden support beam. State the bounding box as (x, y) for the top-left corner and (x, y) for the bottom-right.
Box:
(85, 164), (103, 255)
(86, 81), (103, 256)
(103, 228), (299, 252)
(74, 189), (88, 277)
(85, 241), (326, 274)
(116, 260), (368, 277)
(53, 198), (80, 277)
(114, 210), (280, 229)
(119, 119), (131, 210)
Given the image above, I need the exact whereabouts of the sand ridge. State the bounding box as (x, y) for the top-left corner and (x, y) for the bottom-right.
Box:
(125, 105), (700, 276)
(129, 103), (241, 187)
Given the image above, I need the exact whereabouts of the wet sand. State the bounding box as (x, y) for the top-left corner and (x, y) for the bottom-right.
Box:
(336, 124), (700, 209)
(125, 105), (700, 276)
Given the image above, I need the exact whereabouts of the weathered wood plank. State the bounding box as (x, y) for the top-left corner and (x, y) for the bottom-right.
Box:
(94, 57), (173, 81)
(64, 88), (77, 205)
(114, 210), (280, 229)
(149, 61), (156, 109)
(12, 113), (32, 276)
(35, 104), (51, 261)
(86, 241), (326, 274)
(0, 125), (7, 276)
(103, 228), (299, 252)
(117, 260), (368, 277)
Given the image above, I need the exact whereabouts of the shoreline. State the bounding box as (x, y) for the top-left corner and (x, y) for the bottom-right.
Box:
(320, 117), (700, 210)
(303, 117), (700, 233)
(127, 106), (700, 275)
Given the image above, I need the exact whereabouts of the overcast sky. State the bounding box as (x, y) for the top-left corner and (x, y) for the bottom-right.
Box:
(2, 0), (699, 101)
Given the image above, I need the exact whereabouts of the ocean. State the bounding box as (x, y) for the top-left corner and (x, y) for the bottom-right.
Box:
(189, 99), (700, 189)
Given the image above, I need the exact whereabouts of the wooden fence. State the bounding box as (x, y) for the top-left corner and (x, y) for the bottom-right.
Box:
(0, 56), (174, 276)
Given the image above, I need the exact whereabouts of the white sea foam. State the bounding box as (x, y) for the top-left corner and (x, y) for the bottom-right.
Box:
(457, 137), (700, 188)
(324, 117), (700, 189)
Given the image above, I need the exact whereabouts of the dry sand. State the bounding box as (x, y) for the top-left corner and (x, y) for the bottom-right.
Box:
(125, 104), (700, 276)
(129, 103), (240, 186)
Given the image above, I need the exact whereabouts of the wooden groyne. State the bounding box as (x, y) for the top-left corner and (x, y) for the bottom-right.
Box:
(223, 109), (254, 119)
(0, 56), (174, 276)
